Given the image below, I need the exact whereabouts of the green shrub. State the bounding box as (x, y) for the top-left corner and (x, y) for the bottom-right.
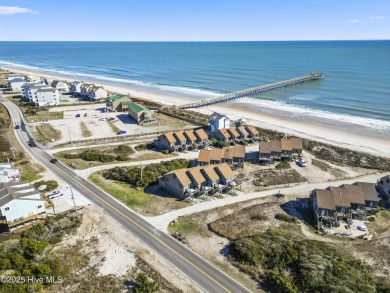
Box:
(162, 149), (170, 154)
(250, 214), (268, 221)
(81, 149), (101, 161)
(211, 138), (229, 148)
(274, 213), (298, 223)
(99, 153), (116, 162)
(275, 162), (291, 169)
(64, 153), (81, 159)
(135, 143), (147, 151)
(367, 216), (376, 222)
(33, 180), (58, 192)
(116, 154), (129, 161)
(113, 144), (134, 155)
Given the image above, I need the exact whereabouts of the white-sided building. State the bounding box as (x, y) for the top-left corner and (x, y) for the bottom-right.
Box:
(87, 86), (108, 101)
(35, 88), (59, 106)
(0, 182), (45, 223)
(0, 163), (20, 183)
(5, 74), (23, 82)
(22, 82), (47, 101)
(210, 112), (230, 132)
(69, 81), (84, 95)
(51, 80), (69, 92)
(8, 78), (26, 92)
(80, 83), (93, 96)
(27, 75), (41, 82)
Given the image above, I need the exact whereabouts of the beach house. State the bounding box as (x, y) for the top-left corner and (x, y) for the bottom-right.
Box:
(27, 75), (41, 82)
(0, 181), (45, 224)
(106, 95), (131, 112)
(22, 82), (47, 101)
(291, 138), (303, 156)
(281, 139), (293, 160)
(377, 175), (390, 201)
(0, 163), (20, 183)
(157, 132), (177, 151)
(69, 81), (84, 95)
(245, 125), (259, 139)
(259, 141), (272, 164)
(50, 80), (69, 92)
(80, 83), (93, 97)
(158, 169), (192, 199)
(210, 112), (230, 132)
(5, 74), (23, 83)
(270, 140), (282, 160)
(183, 130), (198, 148)
(197, 146), (245, 167)
(236, 126), (250, 141)
(214, 128), (232, 142)
(354, 182), (380, 213)
(214, 163), (236, 185)
(127, 101), (157, 125)
(35, 88), (60, 106)
(87, 86), (108, 101)
(173, 132), (188, 150)
(226, 128), (241, 142)
(193, 128), (209, 146)
(8, 78), (26, 92)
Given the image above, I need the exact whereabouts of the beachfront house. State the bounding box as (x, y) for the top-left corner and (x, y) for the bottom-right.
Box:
(8, 78), (26, 92)
(210, 112), (230, 132)
(186, 168), (207, 192)
(197, 146), (245, 167)
(214, 163), (235, 185)
(245, 125), (259, 139)
(50, 80), (69, 92)
(310, 189), (337, 229)
(80, 83), (93, 97)
(22, 82), (47, 101)
(0, 163), (20, 183)
(35, 88), (60, 106)
(183, 130), (198, 148)
(377, 175), (390, 201)
(281, 139), (293, 161)
(5, 74), (23, 82)
(27, 75), (41, 82)
(106, 95), (131, 112)
(259, 141), (272, 165)
(200, 165), (221, 188)
(340, 184), (367, 220)
(226, 128), (241, 142)
(127, 101), (157, 125)
(0, 181), (45, 224)
(291, 138), (303, 156)
(173, 132), (188, 150)
(236, 126), (250, 141)
(194, 128), (209, 146)
(270, 140), (282, 160)
(69, 81), (84, 95)
(87, 86), (108, 101)
(214, 128), (232, 142)
(354, 182), (380, 213)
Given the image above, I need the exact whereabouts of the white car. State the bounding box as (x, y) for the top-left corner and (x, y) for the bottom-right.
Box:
(357, 225), (367, 231)
(297, 159), (307, 167)
(47, 190), (63, 199)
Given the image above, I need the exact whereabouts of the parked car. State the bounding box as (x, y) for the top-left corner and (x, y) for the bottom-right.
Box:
(50, 158), (58, 164)
(108, 117), (115, 121)
(297, 158), (307, 167)
(14, 125), (20, 129)
(84, 113), (87, 117)
(117, 130), (127, 135)
(47, 190), (63, 199)
(75, 114), (81, 117)
(357, 225), (367, 231)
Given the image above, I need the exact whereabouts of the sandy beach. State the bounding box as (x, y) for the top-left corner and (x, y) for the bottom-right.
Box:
(2, 66), (390, 158)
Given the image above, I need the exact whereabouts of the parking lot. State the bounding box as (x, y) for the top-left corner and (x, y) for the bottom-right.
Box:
(46, 186), (92, 215)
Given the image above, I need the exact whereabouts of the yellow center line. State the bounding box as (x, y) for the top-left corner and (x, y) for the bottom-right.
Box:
(35, 149), (235, 293)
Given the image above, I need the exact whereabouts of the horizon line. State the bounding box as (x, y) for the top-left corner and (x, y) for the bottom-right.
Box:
(0, 39), (389, 42)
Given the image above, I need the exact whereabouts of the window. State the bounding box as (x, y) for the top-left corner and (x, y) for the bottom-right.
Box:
(4, 207), (9, 211)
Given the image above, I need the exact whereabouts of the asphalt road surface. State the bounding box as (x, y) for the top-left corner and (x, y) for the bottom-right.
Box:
(0, 95), (251, 293)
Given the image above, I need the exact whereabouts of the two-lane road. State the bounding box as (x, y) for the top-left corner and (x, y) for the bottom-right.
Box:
(0, 95), (251, 293)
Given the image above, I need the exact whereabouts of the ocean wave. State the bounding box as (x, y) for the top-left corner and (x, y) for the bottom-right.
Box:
(235, 98), (390, 133)
(0, 60), (219, 98)
(289, 94), (319, 101)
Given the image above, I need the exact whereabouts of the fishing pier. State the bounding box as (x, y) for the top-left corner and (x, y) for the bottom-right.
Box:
(176, 72), (325, 109)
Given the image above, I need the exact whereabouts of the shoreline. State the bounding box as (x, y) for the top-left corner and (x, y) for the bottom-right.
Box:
(2, 65), (390, 158)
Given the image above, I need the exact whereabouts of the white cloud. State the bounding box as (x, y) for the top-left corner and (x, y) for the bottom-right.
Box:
(346, 19), (359, 23)
(0, 6), (38, 15)
(369, 16), (386, 20)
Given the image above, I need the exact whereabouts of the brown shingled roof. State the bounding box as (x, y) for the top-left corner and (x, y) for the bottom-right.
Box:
(164, 132), (177, 144)
(169, 169), (191, 186)
(281, 139), (292, 151)
(226, 128), (240, 138)
(328, 187), (351, 208)
(236, 126), (249, 137)
(183, 131), (197, 142)
(232, 145), (245, 158)
(198, 149), (211, 163)
(270, 140), (282, 152)
(173, 131), (187, 143)
(200, 165), (220, 182)
(210, 148), (223, 161)
(340, 184), (366, 205)
(194, 128), (208, 140)
(187, 168), (206, 185)
(354, 182), (379, 202)
(214, 163), (235, 180)
(222, 147), (234, 160)
(291, 138), (303, 150)
(259, 141), (271, 154)
(315, 189), (336, 210)
(218, 128), (231, 139)
(245, 125), (259, 135)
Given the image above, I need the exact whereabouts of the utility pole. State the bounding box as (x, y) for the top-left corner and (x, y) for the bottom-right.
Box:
(9, 141), (16, 160)
(68, 185), (78, 217)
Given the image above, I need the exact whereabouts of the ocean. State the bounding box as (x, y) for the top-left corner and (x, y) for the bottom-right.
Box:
(0, 41), (389, 135)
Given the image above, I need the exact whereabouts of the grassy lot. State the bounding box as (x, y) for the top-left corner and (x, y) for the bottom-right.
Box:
(34, 123), (62, 143)
(145, 113), (191, 128)
(17, 161), (45, 181)
(106, 119), (120, 134)
(366, 209), (390, 234)
(27, 111), (63, 122)
(54, 146), (175, 170)
(168, 217), (208, 237)
(89, 172), (188, 216)
(80, 121), (92, 137)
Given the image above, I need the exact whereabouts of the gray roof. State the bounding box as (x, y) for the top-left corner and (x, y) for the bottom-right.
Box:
(36, 88), (56, 93)
(210, 112), (228, 121)
(51, 80), (60, 87)
(9, 78), (25, 83)
(0, 182), (42, 207)
(354, 182), (379, 202)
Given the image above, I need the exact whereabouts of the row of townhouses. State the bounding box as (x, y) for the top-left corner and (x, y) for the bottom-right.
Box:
(197, 146), (245, 168)
(310, 182), (380, 230)
(157, 129), (210, 152)
(159, 163), (236, 199)
(213, 125), (259, 143)
(259, 138), (303, 163)
(69, 81), (108, 101)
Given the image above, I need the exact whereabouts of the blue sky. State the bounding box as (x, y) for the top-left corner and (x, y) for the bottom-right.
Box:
(0, 0), (389, 41)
